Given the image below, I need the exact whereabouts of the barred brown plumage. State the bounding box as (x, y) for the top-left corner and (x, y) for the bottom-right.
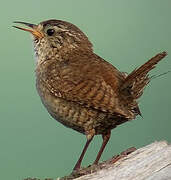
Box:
(13, 19), (167, 171)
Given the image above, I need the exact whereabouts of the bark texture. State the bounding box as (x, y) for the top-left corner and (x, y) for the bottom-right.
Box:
(25, 141), (171, 180)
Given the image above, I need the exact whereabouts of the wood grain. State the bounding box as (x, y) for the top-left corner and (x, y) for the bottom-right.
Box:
(25, 141), (171, 180)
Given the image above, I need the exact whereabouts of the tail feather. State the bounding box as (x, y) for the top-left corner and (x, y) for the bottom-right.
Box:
(120, 51), (167, 100)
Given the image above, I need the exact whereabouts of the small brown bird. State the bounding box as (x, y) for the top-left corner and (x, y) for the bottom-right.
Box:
(13, 19), (167, 170)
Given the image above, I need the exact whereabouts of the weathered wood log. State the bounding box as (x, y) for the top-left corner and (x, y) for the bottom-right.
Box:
(25, 141), (171, 180)
(75, 141), (171, 180)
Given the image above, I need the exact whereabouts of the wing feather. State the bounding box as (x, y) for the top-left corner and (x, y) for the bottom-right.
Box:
(36, 54), (133, 118)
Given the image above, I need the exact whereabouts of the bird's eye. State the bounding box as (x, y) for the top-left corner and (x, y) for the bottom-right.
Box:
(46, 28), (55, 36)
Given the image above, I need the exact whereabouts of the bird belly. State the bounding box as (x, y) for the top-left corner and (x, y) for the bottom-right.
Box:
(36, 79), (130, 135)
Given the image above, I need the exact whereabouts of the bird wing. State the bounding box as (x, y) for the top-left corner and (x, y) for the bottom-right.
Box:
(36, 54), (134, 118)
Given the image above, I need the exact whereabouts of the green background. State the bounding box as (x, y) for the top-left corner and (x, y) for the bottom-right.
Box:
(0, 0), (171, 179)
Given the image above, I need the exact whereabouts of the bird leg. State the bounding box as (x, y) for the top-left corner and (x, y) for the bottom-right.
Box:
(93, 131), (111, 165)
(73, 129), (95, 171)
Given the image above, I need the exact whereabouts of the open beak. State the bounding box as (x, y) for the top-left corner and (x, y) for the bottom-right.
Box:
(13, 21), (44, 39)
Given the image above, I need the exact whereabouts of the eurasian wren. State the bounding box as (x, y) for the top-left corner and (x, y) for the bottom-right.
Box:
(13, 19), (167, 170)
